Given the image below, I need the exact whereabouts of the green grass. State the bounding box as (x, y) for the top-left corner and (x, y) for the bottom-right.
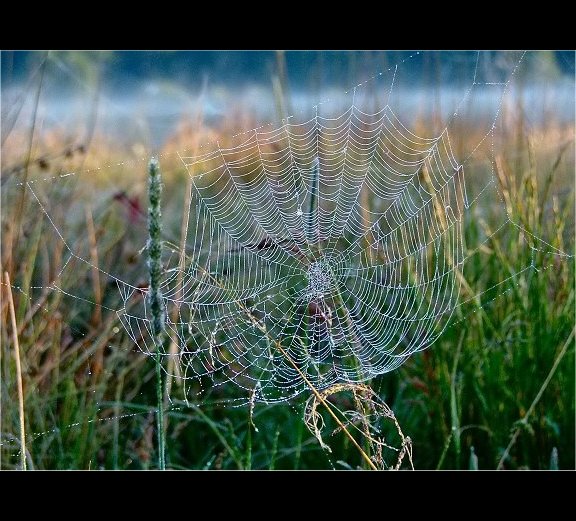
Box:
(1, 115), (574, 470)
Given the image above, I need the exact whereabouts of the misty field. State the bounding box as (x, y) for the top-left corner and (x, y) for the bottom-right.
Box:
(1, 51), (574, 470)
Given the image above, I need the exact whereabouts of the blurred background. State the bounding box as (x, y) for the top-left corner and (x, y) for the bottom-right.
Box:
(1, 51), (574, 470)
(2, 51), (574, 148)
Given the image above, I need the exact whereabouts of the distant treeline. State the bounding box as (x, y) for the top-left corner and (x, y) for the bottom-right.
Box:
(2, 50), (574, 90)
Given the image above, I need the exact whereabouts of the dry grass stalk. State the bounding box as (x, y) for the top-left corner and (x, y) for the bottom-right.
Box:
(4, 271), (27, 470)
(497, 327), (575, 470)
(304, 383), (413, 470)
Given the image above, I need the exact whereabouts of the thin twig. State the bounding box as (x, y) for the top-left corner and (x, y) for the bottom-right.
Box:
(85, 205), (102, 328)
(8, 54), (49, 276)
(5, 272), (27, 470)
(450, 330), (465, 466)
(497, 327), (575, 469)
(308, 157), (320, 245)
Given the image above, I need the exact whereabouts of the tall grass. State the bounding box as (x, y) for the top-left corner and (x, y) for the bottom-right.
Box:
(1, 87), (573, 469)
(147, 157), (166, 470)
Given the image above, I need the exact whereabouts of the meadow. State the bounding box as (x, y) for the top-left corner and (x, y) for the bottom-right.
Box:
(1, 51), (574, 470)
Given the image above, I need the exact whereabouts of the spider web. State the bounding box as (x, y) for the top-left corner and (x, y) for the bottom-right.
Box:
(106, 52), (569, 405)
(4, 51), (572, 415)
(117, 104), (466, 403)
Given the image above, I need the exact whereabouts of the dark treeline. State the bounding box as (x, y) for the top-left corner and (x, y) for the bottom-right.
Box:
(2, 50), (574, 91)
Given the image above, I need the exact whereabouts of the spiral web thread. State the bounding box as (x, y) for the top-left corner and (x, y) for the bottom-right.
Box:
(8, 51), (571, 414)
(118, 101), (468, 404)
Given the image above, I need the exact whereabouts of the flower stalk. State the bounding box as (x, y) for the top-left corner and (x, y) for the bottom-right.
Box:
(148, 156), (166, 470)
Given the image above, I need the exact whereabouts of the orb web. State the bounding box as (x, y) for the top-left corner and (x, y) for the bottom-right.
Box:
(3, 51), (572, 461)
(119, 105), (466, 403)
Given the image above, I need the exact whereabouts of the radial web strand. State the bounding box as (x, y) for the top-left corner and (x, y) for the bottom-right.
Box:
(117, 105), (469, 403)
(4, 51), (571, 418)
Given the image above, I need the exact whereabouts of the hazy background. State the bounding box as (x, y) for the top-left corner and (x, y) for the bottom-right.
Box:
(1, 51), (574, 470)
(2, 50), (574, 148)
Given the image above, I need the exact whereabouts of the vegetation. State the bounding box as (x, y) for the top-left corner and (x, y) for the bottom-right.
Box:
(1, 52), (574, 470)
